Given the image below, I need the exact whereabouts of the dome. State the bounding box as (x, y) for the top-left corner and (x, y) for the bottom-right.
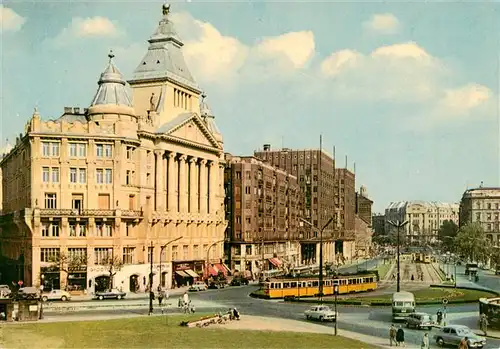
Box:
(88, 51), (135, 117)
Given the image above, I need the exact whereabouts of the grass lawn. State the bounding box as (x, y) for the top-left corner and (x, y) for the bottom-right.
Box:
(0, 314), (378, 349)
(376, 262), (393, 280)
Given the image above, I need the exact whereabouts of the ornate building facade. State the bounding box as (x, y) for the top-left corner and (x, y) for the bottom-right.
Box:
(0, 4), (226, 292)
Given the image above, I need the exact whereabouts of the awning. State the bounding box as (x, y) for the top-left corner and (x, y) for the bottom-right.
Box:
(208, 266), (218, 276)
(269, 258), (282, 267)
(175, 270), (189, 277)
(214, 263), (228, 276)
(184, 269), (199, 278)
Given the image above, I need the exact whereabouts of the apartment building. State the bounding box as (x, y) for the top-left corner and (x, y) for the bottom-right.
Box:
(224, 154), (303, 275)
(0, 5), (227, 292)
(254, 145), (351, 265)
(355, 186), (373, 257)
(459, 186), (500, 247)
(385, 201), (459, 244)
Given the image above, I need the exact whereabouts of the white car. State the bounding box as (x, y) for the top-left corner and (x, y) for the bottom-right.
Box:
(304, 305), (337, 322)
(189, 281), (208, 292)
(41, 289), (71, 302)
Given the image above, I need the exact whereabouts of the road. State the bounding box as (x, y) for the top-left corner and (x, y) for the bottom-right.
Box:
(447, 264), (500, 292)
(45, 285), (500, 349)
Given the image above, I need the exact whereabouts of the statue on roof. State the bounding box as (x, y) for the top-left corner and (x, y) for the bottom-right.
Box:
(162, 3), (170, 16)
(149, 92), (158, 112)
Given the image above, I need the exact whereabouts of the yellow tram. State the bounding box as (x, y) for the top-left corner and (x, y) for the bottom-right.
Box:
(262, 273), (378, 299)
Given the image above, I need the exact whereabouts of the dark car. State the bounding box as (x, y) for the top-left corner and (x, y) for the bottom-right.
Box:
(93, 289), (126, 300)
(230, 277), (249, 286)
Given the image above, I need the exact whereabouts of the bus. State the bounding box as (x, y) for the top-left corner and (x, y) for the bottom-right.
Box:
(392, 291), (415, 321)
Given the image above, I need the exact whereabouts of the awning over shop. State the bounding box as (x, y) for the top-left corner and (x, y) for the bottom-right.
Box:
(269, 258), (282, 267)
(184, 269), (199, 278)
(208, 266), (218, 277)
(214, 263), (229, 276)
(175, 270), (189, 277)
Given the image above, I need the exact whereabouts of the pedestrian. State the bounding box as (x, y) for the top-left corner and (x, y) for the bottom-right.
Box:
(420, 332), (429, 349)
(389, 324), (397, 347)
(396, 326), (405, 347)
(178, 297), (182, 308)
(183, 291), (189, 306)
(436, 309), (443, 325)
(158, 289), (164, 312)
(458, 336), (469, 349)
(479, 313), (489, 336)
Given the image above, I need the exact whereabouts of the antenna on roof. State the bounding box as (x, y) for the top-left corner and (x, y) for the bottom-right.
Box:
(480, 181), (484, 188)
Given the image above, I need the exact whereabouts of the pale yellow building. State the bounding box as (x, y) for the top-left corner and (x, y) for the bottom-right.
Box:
(0, 4), (227, 293)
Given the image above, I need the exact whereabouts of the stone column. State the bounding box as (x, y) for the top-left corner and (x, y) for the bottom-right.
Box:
(154, 150), (164, 211)
(188, 157), (198, 213)
(208, 161), (217, 214)
(178, 155), (188, 213)
(167, 152), (177, 212)
(199, 159), (207, 214)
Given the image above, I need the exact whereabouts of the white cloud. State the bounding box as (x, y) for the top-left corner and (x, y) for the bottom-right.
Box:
(440, 84), (491, 112)
(171, 12), (315, 83)
(321, 49), (361, 77)
(0, 5), (26, 33)
(50, 16), (121, 47)
(364, 13), (400, 35)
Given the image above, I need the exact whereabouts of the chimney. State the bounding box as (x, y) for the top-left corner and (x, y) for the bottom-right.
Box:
(73, 107), (81, 114)
(64, 107), (72, 114)
(263, 144), (271, 151)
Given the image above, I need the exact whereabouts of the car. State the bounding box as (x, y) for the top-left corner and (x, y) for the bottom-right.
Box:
(18, 287), (39, 300)
(230, 277), (249, 286)
(304, 305), (337, 322)
(0, 285), (12, 298)
(93, 289), (126, 300)
(189, 281), (208, 292)
(433, 325), (486, 348)
(41, 289), (71, 302)
(406, 312), (433, 330)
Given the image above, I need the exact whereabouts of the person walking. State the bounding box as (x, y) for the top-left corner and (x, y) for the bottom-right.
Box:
(157, 288), (164, 313)
(420, 333), (429, 349)
(458, 336), (469, 349)
(479, 313), (489, 336)
(436, 309), (443, 325)
(183, 291), (189, 306)
(396, 326), (405, 348)
(389, 324), (397, 346)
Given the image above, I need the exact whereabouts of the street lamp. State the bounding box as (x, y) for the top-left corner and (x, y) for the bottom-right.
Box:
(206, 239), (226, 280)
(149, 241), (154, 316)
(387, 220), (409, 293)
(39, 274), (45, 320)
(300, 217), (334, 299)
(159, 236), (183, 290)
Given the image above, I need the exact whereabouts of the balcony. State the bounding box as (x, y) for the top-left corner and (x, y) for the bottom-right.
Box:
(37, 209), (143, 219)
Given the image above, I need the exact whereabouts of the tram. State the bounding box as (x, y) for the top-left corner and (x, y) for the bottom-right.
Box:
(261, 272), (378, 299)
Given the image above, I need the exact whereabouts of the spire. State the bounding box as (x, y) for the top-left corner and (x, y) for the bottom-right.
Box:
(200, 94), (222, 143)
(90, 50), (133, 108)
(129, 3), (199, 91)
(200, 93), (213, 117)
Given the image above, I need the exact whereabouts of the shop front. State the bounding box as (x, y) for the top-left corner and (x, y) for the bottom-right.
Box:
(172, 261), (204, 288)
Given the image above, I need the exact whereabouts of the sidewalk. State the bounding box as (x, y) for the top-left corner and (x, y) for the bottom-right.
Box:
(70, 285), (191, 301)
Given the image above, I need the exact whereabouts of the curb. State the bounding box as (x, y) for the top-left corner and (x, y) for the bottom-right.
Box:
(44, 302), (172, 313)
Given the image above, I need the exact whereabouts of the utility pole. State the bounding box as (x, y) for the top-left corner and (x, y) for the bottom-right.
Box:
(149, 241), (154, 315)
(388, 220), (409, 293)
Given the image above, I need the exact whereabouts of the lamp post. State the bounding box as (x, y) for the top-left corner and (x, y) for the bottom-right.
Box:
(149, 241), (154, 316)
(206, 239), (226, 280)
(297, 270), (301, 299)
(333, 278), (339, 336)
(300, 217), (334, 300)
(387, 220), (409, 293)
(159, 236), (183, 290)
(39, 274), (45, 320)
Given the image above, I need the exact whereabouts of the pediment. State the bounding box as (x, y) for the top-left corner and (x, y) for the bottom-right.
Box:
(157, 113), (221, 150)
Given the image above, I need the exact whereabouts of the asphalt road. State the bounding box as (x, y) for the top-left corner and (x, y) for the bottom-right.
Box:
(47, 285), (500, 349)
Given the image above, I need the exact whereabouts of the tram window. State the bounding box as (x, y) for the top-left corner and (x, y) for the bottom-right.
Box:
(348, 279), (352, 285)
(291, 282), (297, 287)
(270, 283), (274, 289)
(325, 280), (330, 286)
(312, 281), (319, 287)
(283, 282), (290, 288)
(307, 281), (312, 287)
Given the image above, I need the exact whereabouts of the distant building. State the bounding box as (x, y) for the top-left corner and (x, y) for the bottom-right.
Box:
(223, 154), (302, 276)
(355, 186), (373, 257)
(459, 186), (500, 247)
(385, 201), (459, 244)
(372, 214), (386, 237)
(335, 168), (356, 236)
(255, 145), (354, 265)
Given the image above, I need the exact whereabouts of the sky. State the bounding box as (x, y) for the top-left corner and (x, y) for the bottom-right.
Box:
(1, 1), (499, 213)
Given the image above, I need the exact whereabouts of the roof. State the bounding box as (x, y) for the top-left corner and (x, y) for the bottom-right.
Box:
(90, 52), (133, 107)
(129, 4), (199, 91)
(156, 112), (193, 134)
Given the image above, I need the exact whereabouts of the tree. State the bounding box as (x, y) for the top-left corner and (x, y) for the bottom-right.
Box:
(104, 255), (123, 290)
(48, 252), (88, 290)
(453, 223), (491, 264)
(438, 220), (459, 241)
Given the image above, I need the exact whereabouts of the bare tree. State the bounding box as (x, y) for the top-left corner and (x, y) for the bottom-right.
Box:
(104, 255), (123, 290)
(48, 252), (88, 290)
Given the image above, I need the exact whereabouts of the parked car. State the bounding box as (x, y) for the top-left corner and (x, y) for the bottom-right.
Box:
(304, 305), (337, 322)
(208, 281), (227, 289)
(0, 285), (12, 298)
(93, 289), (126, 300)
(41, 289), (71, 302)
(434, 325), (486, 348)
(406, 312), (433, 330)
(189, 281), (208, 292)
(230, 277), (249, 286)
(18, 287), (39, 300)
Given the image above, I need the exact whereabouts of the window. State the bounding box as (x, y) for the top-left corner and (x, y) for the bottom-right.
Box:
(69, 223), (86, 237)
(235, 171), (241, 180)
(96, 223), (112, 237)
(69, 223), (77, 237)
(123, 247), (135, 264)
(246, 217), (251, 224)
(183, 245), (188, 260)
(245, 186), (251, 195)
(94, 248), (112, 265)
(126, 170), (131, 185)
(68, 248), (87, 264)
(44, 193), (57, 209)
(51, 168), (60, 183)
(69, 143), (78, 157)
(79, 168), (86, 183)
(245, 171), (251, 180)
(126, 146), (134, 160)
(41, 223), (50, 237)
(96, 144), (104, 157)
(70, 168), (77, 183)
(40, 248), (60, 262)
(42, 167), (50, 183)
(105, 169), (113, 184)
(172, 246), (178, 260)
(236, 216), (241, 224)
(78, 143), (86, 157)
(50, 223), (60, 237)
(41, 141), (60, 157)
(79, 224), (87, 237)
(125, 223), (133, 237)
(104, 144), (112, 157)
(96, 169), (104, 184)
